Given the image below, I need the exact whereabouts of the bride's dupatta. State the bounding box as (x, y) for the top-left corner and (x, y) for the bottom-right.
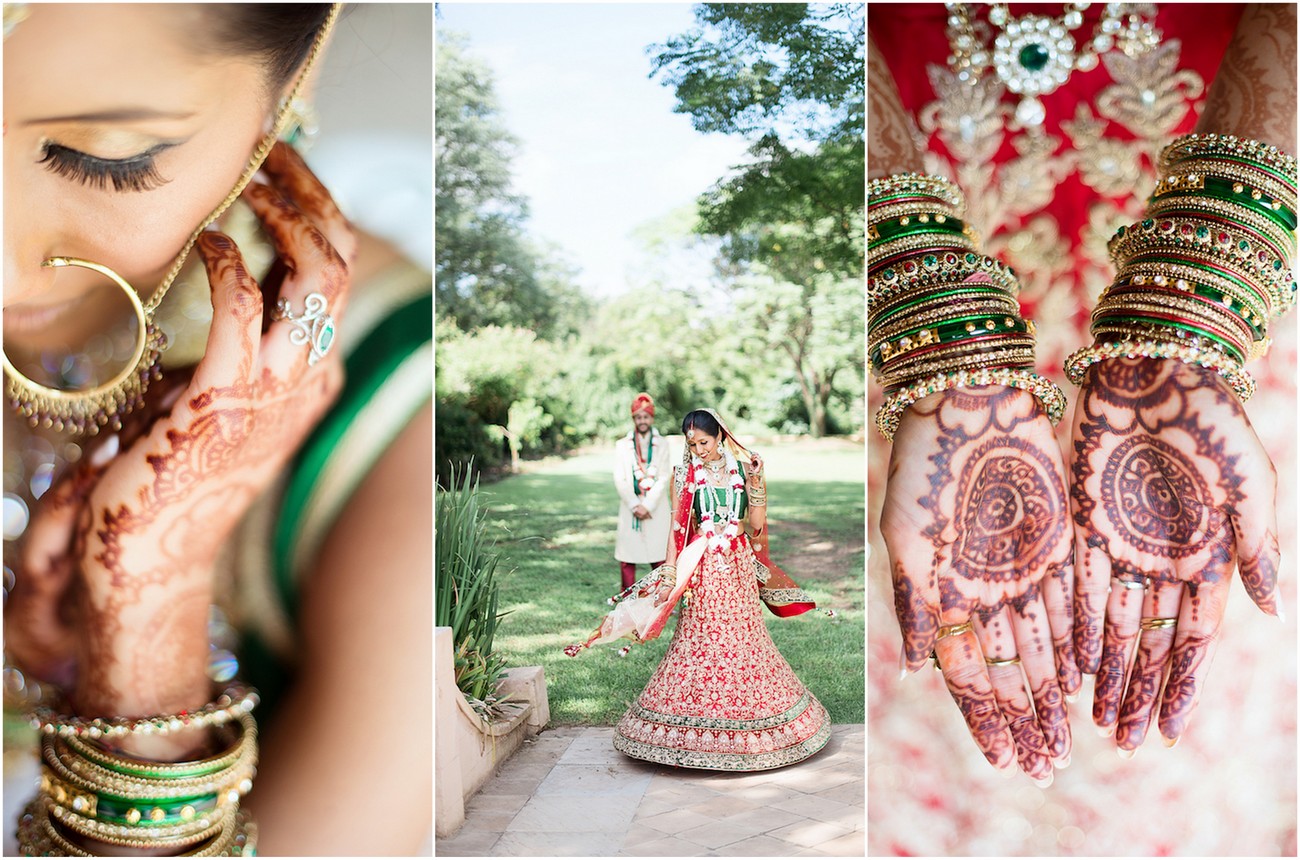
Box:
(564, 414), (815, 656)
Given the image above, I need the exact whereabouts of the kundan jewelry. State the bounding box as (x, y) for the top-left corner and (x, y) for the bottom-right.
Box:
(2, 3), (342, 434)
(944, 2), (1159, 129)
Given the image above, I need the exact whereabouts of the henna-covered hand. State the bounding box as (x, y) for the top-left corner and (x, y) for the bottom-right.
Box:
(4, 143), (355, 727)
(1070, 358), (1280, 752)
(883, 386), (1076, 781)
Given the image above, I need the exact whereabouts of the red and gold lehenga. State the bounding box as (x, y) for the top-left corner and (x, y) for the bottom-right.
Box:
(599, 448), (830, 771)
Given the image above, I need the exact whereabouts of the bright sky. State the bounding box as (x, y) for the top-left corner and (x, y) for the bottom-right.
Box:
(438, 3), (753, 297)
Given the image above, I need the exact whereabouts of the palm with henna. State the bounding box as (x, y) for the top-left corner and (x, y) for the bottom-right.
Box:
(1070, 358), (1280, 752)
(883, 387), (1077, 780)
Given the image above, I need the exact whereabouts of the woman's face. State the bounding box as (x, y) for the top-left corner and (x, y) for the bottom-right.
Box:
(686, 427), (722, 461)
(4, 4), (272, 339)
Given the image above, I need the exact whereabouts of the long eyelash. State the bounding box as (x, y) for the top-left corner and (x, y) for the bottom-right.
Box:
(38, 143), (171, 193)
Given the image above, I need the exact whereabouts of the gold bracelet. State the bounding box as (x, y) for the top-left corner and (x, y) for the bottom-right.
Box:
(1108, 224), (1289, 312)
(35, 684), (259, 740)
(869, 172), (966, 214)
(876, 367), (1065, 441)
(877, 345), (1038, 388)
(1160, 133), (1297, 188)
(1146, 195), (1296, 255)
(1113, 264), (1270, 325)
(1064, 337), (1255, 401)
(870, 294), (1022, 342)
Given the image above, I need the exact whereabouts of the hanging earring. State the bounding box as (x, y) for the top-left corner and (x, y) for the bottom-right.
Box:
(2, 3), (342, 434)
(280, 97), (321, 152)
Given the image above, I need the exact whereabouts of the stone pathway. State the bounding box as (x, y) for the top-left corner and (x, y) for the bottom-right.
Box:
(435, 725), (863, 857)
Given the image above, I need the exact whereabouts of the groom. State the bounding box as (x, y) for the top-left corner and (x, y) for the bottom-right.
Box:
(613, 393), (671, 590)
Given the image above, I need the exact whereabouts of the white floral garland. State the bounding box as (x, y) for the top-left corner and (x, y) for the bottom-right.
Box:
(691, 449), (744, 550)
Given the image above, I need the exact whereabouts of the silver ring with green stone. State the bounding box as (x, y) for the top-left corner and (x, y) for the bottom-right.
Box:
(272, 292), (336, 365)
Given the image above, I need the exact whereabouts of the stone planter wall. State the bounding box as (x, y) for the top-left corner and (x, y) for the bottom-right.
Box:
(435, 626), (550, 837)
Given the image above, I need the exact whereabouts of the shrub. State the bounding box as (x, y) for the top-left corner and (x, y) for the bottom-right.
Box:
(435, 464), (513, 719)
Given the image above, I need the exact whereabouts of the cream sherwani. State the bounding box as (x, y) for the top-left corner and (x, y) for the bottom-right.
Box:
(613, 428), (673, 563)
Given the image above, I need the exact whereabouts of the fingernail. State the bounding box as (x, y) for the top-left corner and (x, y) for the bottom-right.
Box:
(1276, 603), (1286, 622)
(898, 650), (908, 681)
(1096, 723), (1115, 738)
(1161, 734), (1179, 748)
(1066, 692), (1079, 703)
(202, 222), (220, 232)
(1117, 746), (1136, 760)
(1054, 753), (1071, 769)
(1032, 772), (1054, 788)
(251, 170), (270, 186)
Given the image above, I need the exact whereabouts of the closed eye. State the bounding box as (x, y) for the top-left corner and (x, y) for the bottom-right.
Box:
(39, 142), (172, 193)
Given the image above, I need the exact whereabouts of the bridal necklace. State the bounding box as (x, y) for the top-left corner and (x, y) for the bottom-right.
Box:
(945, 3), (1158, 128)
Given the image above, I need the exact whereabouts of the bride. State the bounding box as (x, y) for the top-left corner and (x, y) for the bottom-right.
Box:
(570, 409), (830, 771)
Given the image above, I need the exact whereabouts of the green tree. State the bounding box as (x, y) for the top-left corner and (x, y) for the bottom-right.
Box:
(650, 4), (865, 279)
(437, 32), (577, 335)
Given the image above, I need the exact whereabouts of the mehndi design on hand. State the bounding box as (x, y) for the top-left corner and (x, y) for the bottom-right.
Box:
(1070, 357), (1280, 752)
(883, 385), (1075, 778)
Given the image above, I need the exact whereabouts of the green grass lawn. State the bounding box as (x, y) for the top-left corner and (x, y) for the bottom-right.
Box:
(481, 437), (865, 726)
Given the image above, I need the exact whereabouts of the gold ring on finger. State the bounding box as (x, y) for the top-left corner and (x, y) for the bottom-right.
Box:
(984, 655), (1022, 668)
(1140, 617), (1178, 630)
(936, 621), (973, 640)
(1113, 575), (1148, 591)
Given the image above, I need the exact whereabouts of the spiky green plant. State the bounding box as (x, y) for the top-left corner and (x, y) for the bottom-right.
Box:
(436, 464), (513, 719)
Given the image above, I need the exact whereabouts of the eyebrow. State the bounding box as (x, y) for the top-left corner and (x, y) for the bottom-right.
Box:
(23, 108), (196, 125)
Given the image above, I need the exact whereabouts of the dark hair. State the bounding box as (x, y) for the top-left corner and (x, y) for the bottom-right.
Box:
(681, 410), (723, 439)
(210, 4), (333, 91)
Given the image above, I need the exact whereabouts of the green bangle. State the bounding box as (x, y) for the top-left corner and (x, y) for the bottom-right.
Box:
(872, 315), (1035, 370)
(870, 284), (1011, 328)
(1152, 175), (1297, 231)
(1092, 314), (1247, 363)
(869, 214), (973, 249)
(1107, 276), (1268, 340)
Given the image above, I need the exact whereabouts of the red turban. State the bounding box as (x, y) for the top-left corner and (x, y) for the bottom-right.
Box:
(630, 393), (655, 416)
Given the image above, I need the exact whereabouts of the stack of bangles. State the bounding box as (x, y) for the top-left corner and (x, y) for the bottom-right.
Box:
(656, 563), (678, 590)
(18, 685), (260, 857)
(748, 478), (766, 508)
(1066, 133), (1298, 399)
(869, 172), (1066, 440)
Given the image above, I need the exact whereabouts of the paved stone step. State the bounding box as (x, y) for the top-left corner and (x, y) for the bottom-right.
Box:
(435, 725), (864, 857)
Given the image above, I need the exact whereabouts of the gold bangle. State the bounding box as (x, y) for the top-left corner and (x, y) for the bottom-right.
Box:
(876, 348), (1038, 389)
(1160, 134), (1297, 186)
(1064, 338), (1255, 401)
(876, 367), (1066, 441)
(1113, 264), (1270, 325)
(878, 346), (1038, 390)
(35, 684), (260, 740)
(869, 172), (967, 214)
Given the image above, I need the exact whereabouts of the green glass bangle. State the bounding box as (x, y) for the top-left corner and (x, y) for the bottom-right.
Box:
(1183, 152), (1298, 195)
(1152, 177), (1297, 231)
(870, 284), (1011, 328)
(1122, 253), (1271, 308)
(92, 793), (223, 828)
(1107, 277), (1267, 340)
(869, 215), (972, 249)
(871, 314), (1033, 369)
(1093, 314), (1247, 363)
